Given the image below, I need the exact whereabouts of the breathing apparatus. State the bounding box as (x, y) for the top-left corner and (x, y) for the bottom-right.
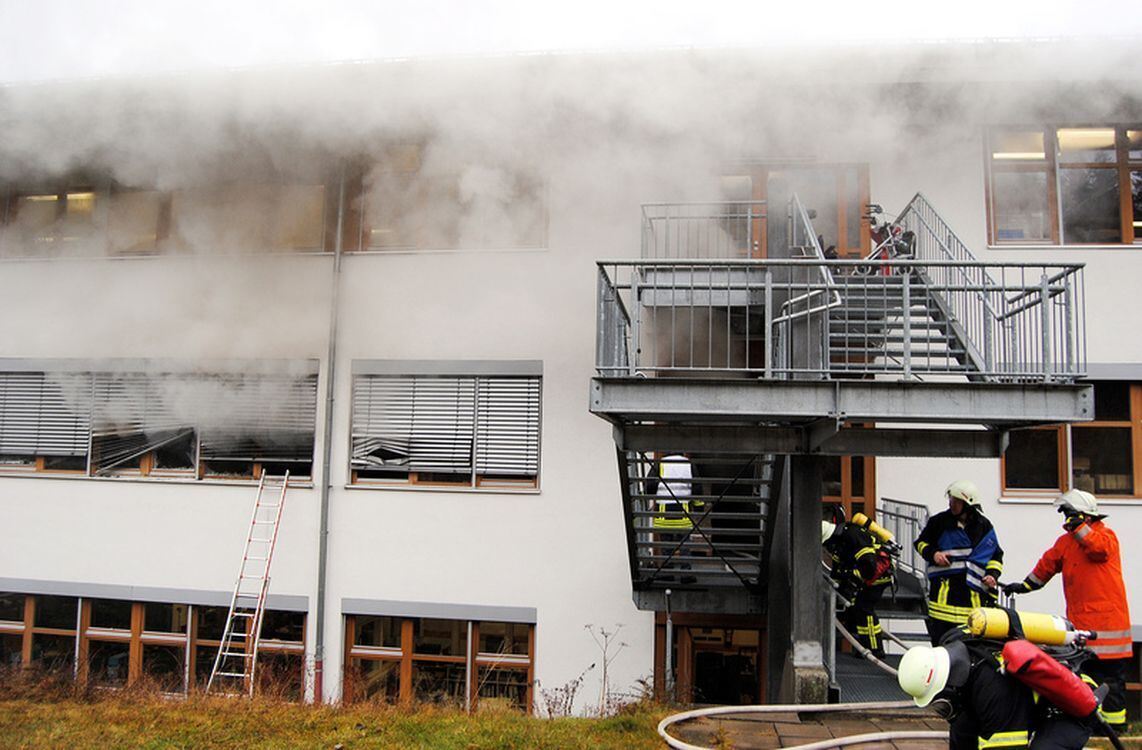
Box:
(966, 607), (1095, 647)
(851, 511), (902, 556)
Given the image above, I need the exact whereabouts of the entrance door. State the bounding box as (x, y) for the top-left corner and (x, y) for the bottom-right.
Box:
(722, 164), (870, 259)
(655, 613), (766, 705)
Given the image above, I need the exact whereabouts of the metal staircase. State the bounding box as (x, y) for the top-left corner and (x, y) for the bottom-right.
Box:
(620, 451), (782, 611)
(592, 193), (1090, 616)
(206, 471), (289, 696)
(828, 273), (978, 378)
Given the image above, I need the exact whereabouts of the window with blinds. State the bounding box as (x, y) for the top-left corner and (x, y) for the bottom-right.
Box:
(0, 364), (318, 480)
(351, 371), (541, 488)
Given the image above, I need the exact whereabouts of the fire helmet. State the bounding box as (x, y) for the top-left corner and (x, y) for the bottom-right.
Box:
(821, 521), (838, 544)
(1054, 488), (1099, 516)
(945, 479), (982, 509)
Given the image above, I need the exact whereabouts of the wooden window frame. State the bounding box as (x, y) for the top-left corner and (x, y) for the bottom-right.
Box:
(986, 125), (1142, 246)
(1002, 383), (1142, 499)
(821, 453), (877, 521)
(344, 614), (535, 712)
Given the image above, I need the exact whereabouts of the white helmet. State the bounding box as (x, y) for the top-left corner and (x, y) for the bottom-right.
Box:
(898, 645), (950, 707)
(946, 479), (982, 509)
(1055, 488), (1098, 516)
(821, 521), (837, 544)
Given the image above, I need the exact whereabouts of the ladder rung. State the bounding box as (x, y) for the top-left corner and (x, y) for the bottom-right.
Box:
(216, 671), (248, 679)
(245, 556), (269, 562)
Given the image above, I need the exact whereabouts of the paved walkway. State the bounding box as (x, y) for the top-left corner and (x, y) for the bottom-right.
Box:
(670, 708), (948, 750)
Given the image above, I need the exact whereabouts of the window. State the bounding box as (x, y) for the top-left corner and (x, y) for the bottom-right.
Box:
(1003, 381), (1142, 497)
(1, 175), (339, 258)
(350, 146), (547, 252)
(0, 362), (318, 481)
(350, 362), (542, 489)
(0, 593), (305, 696)
(987, 126), (1142, 245)
(343, 614), (534, 711)
(821, 449), (876, 521)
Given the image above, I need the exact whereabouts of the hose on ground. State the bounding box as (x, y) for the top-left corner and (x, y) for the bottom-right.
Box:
(657, 700), (946, 750)
(833, 618), (898, 677)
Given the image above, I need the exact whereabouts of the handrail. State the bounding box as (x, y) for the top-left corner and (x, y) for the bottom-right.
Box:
(897, 193), (1002, 321)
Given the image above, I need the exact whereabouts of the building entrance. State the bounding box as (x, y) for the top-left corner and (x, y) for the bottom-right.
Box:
(655, 613), (766, 705)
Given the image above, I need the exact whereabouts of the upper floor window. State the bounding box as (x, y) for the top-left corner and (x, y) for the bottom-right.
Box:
(347, 145), (547, 252)
(0, 361), (318, 480)
(0, 178), (338, 259)
(987, 126), (1142, 245)
(350, 361), (542, 489)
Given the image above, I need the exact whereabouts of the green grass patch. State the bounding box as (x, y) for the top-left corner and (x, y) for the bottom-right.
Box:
(0, 692), (670, 750)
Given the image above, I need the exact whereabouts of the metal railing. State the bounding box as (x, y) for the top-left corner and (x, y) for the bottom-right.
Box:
(641, 202), (765, 259)
(876, 498), (930, 591)
(596, 258), (1085, 382)
(596, 197), (1086, 382)
(896, 193), (1086, 381)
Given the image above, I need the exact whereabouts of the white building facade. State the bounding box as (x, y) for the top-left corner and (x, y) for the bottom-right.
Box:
(0, 39), (1138, 714)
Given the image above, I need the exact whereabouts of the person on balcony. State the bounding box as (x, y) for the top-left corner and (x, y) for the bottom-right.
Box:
(914, 479), (1003, 644)
(1002, 489), (1132, 732)
(822, 518), (895, 656)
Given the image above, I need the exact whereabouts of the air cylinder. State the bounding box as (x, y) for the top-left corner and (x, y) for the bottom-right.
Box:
(966, 607), (1083, 646)
(852, 512), (895, 545)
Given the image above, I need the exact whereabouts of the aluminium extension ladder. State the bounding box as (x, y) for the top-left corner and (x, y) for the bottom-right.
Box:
(206, 471), (289, 696)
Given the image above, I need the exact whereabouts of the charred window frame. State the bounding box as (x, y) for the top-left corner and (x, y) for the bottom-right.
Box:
(0, 360), (318, 481)
(1002, 381), (1142, 499)
(987, 126), (1142, 246)
(349, 361), (542, 490)
(343, 613), (535, 711)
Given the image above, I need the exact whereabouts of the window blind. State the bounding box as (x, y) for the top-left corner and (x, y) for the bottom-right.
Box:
(0, 371), (91, 457)
(475, 377), (541, 477)
(352, 373), (540, 481)
(196, 374), (318, 461)
(352, 375), (476, 475)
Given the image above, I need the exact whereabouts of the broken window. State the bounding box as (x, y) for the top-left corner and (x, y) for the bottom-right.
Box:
(0, 362), (318, 482)
(170, 182), (327, 254)
(351, 364), (541, 489)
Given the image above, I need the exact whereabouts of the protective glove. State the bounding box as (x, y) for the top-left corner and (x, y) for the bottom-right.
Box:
(1063, 514), (1085, 532)
(1001, 582), (1025, 596)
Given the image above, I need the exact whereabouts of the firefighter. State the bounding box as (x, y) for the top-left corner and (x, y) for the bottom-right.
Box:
(651, 454), (703, 580)
(897, 635), (1093, 750)
(1003, 489), (1132, 731)
(914, 479), (1004, 644)
(822, 519), (894, 655)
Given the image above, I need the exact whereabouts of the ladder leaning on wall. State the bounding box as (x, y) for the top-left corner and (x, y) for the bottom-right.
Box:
(206, 471), (290, 696)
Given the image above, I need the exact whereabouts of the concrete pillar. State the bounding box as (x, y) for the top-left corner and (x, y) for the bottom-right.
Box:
(775, 454), (829, 704)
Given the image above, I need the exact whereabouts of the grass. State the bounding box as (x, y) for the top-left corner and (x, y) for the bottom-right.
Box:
(0, 677), (669, 750)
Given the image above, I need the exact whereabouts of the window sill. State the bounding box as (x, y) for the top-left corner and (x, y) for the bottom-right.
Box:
(344, 483), (540, 496)
(999, 494), (1142, 506)
(988, 244), (1142, 252)
(345, 245), (549, 257)
(0, 472), (314, 489)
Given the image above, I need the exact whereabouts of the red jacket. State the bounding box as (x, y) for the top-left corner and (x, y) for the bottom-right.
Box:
(1029, 520), (1132, 660)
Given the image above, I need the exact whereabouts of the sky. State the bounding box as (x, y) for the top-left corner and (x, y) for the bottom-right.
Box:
(0, 0), (1138, 85)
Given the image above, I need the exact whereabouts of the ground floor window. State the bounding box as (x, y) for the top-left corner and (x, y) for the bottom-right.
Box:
(1003, 381), (1142, 497)
(343, 614), (534, 711)
(0, 592), (305, 697)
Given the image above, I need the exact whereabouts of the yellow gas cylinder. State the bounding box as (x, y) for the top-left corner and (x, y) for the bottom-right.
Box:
(966, 607), (1082, 646)
(852, 512), (896, 545)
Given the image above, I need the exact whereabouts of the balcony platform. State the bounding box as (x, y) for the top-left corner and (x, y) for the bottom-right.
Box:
(592, 377), (1092, 458)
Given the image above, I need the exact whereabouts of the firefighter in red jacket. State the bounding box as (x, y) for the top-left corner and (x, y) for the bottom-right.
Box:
(1004, 489), (1133, 730)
